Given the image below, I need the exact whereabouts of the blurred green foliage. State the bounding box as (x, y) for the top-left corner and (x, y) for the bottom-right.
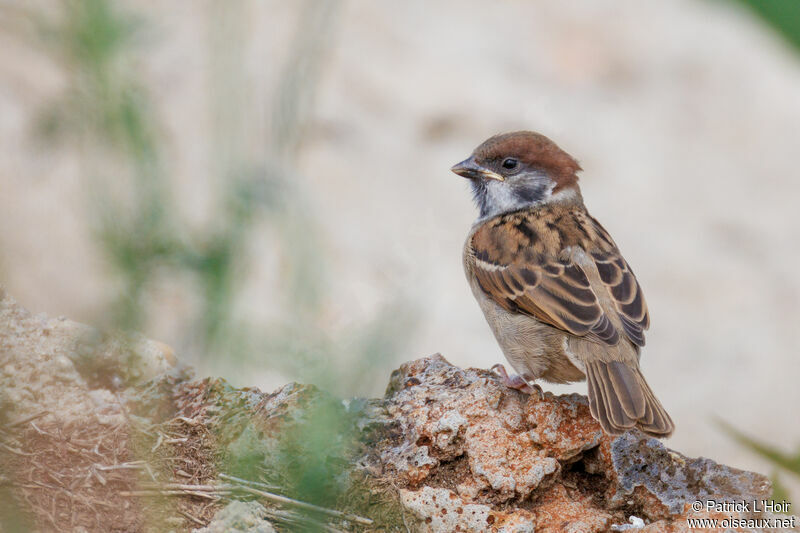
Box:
(31, 0), (412, 397)
(734, 0), (800, 52)
(718, 419), (798, 511)
(37, 0), (178, 333)
(1, 0), (414, 528)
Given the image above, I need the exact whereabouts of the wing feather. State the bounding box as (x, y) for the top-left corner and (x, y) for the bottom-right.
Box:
(588, 217), (650, 346)
(468, 208), (650, 347)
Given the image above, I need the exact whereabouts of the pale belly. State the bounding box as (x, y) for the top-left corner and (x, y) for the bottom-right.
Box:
(472, 281), (586, 384)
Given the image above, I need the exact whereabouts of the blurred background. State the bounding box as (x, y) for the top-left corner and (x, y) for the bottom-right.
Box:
(1, 0), (799, 501)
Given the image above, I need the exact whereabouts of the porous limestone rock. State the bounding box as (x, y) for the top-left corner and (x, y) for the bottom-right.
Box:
(1, 290), (795, 532)
(371, 354), (792, 532)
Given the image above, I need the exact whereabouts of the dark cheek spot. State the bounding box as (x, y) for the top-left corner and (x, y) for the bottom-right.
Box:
(513, 182), (548, 204)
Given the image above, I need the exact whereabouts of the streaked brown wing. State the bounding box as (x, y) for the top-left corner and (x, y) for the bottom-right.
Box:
(472, 253), (620, 345)
(588, 217), (650, 347)
(468, 208), (649, 347)
(469, 209), (623, 345)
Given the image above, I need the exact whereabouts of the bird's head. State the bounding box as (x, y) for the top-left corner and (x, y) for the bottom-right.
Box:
(451, 131), (582, 219)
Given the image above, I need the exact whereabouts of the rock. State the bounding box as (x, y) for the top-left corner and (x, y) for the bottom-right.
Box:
(0, 288), (177, 423)
(183, 351), (784, 532)
(2, 290), (795, 532)
(607, 432), (771, 515)
(400, 486), (535, 533)
(369, 354), (795, 532)
(381, 353), (561, 503)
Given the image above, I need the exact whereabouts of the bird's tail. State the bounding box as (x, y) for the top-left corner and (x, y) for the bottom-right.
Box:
(585, 360), (674, 438)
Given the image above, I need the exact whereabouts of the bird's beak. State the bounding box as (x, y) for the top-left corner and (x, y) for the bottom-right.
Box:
(450, 158), (505, 181)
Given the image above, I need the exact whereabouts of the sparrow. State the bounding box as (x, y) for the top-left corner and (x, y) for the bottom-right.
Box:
(452, 131), (674, 437)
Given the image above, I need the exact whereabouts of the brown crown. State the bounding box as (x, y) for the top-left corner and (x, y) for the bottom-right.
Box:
(473, 131), (582, 192)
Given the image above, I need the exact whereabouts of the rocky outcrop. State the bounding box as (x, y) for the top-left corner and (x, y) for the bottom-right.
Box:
(367, 355), (785, 532)
(0, 290), (795, 532)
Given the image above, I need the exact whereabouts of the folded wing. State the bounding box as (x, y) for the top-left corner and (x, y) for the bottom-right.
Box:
(468, 209), (650, 347)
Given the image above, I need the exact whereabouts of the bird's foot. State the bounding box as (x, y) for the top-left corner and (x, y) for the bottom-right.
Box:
(491, 364), (544, 399)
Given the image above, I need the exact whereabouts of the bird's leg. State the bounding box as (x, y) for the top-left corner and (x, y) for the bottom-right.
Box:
(491, 363), (543, 398)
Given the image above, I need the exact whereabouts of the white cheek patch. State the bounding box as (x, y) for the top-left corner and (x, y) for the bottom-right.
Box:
(479, 176), (556, 219)
(484, 180), (522, 212)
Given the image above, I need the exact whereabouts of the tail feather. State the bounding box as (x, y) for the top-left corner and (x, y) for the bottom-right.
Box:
(606, 361), (646, 419)
(641, 382), (672, 437)
(641, 396), (655, 426)
(587, 365), (600, 420)
(585, 360), (674, 437)
(592, 363), (632, 429)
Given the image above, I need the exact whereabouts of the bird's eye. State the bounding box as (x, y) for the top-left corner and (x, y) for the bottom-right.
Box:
(501, 158), (518, 170)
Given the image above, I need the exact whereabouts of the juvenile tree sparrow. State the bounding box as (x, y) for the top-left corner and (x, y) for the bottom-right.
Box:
(452, 131), (674, 437)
